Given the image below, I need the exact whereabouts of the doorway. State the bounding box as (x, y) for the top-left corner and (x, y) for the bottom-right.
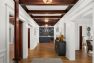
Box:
(9, 16), (15, 63)
(9, 16), (23, 62)
(78, 26), (92, 63)
(28, 28), (30, 49)
(79, 26), (82, 50)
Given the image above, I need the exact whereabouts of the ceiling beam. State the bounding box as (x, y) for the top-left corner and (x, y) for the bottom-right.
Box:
(34, 18), (60, 20)
(27, 10), (67, 14)
(21, 4), (28, 11)
(37, 22), (58, 26)
(36, 21), (58, 23)
(39, 24), (55, 26)
(35, 19), (59, 25)
(36, 22), (57, 25)
(66, 5), (73, 11)
(35, 20), (58, 22)
(31, 16), (63, 18)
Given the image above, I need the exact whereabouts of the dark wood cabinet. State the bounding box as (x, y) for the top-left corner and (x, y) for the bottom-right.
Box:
(55, 41), (66, 56)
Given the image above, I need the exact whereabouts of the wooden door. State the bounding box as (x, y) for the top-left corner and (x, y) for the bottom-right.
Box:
(79, 26), (82, 50)
(28, 28), (30, 49)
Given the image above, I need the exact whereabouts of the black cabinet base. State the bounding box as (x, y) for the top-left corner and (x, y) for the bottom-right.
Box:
(55, 41), (66, 56)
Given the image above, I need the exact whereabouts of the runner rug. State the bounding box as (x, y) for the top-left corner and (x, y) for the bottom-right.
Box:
(31, 58), (63, 63)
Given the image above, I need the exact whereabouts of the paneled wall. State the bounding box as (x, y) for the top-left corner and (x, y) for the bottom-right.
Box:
(0, 50), (6, 63)
(9, 23), (14, 44)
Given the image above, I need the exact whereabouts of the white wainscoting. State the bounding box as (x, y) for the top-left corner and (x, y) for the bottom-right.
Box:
(0, 49), (6, 63)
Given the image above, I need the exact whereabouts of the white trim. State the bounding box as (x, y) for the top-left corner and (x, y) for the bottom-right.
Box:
(6, 4), (10, 63)
(32, 14), (62, 16)
(92, 2), (94, 63)
(0, 49), (6, 54)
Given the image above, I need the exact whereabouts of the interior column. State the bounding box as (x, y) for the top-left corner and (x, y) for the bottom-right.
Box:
(66, 22), (76, 60)
(14, 0), (20, 62)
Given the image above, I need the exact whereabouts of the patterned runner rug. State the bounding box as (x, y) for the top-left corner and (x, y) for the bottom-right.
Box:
(31, 58), (63, 63)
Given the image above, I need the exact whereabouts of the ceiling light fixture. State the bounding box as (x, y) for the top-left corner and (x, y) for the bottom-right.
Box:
(43, 0), (52, 4)
(45, 24), (48, 27)
(45, 18), (49, 22)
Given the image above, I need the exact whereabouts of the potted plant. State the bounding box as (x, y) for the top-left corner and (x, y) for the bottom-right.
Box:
(60, 35), (64, 42)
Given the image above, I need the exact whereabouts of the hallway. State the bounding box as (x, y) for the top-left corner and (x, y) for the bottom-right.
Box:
(0, 0), (94, 63)
(19, 43), (92, 63)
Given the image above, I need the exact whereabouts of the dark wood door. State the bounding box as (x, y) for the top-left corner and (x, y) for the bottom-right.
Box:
(28, 28), (30, 49)
(79, 26), (82, 50)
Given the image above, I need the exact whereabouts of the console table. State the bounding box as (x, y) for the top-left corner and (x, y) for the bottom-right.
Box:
(55, 40), (66, 56)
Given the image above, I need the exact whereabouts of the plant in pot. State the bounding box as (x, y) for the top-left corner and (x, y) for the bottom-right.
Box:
(60, 35), (64, 42)
(56, 36), (60, 42)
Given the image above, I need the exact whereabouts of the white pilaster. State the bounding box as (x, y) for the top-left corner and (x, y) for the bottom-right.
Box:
(75, 23), (80, 50)
(93, 2), (94, 63)
(22, 22), (28, 59)
(66, 22), (75, 60)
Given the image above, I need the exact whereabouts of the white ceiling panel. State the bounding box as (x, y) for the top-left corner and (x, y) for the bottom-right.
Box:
(26, 5), (68, 10)
(34, 18), (59, 19)
(32, 14), (62, 16)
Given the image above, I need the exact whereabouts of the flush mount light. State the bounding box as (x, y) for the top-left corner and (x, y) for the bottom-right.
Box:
(45, 24), (48, 27)
(45, 18), (49, 22)
(43, 0), (52, 4)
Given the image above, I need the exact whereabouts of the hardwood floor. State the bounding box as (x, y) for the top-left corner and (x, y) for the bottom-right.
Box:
(18, 43), (92, 63)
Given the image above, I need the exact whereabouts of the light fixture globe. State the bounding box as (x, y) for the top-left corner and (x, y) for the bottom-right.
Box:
(45, 24), (48, 27)
(43, 0), (52, 4)
(45, 18), (49, 22)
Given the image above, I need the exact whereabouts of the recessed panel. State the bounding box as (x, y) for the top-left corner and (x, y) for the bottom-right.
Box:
(32, 14), (62, 16)
(34, 18), (59, 20)
(26, 5), (68, 10)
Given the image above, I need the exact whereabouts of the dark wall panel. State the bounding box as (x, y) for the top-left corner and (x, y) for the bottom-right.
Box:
(39, 27), (54, 43)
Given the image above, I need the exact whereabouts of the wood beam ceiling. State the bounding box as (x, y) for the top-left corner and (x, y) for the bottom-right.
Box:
(20, 0), (78, 26)
(34, 18), (60, 26)
(34, 19), (59, 22)
(36, 22), (58, 26)
(19, 0), (78, 5)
